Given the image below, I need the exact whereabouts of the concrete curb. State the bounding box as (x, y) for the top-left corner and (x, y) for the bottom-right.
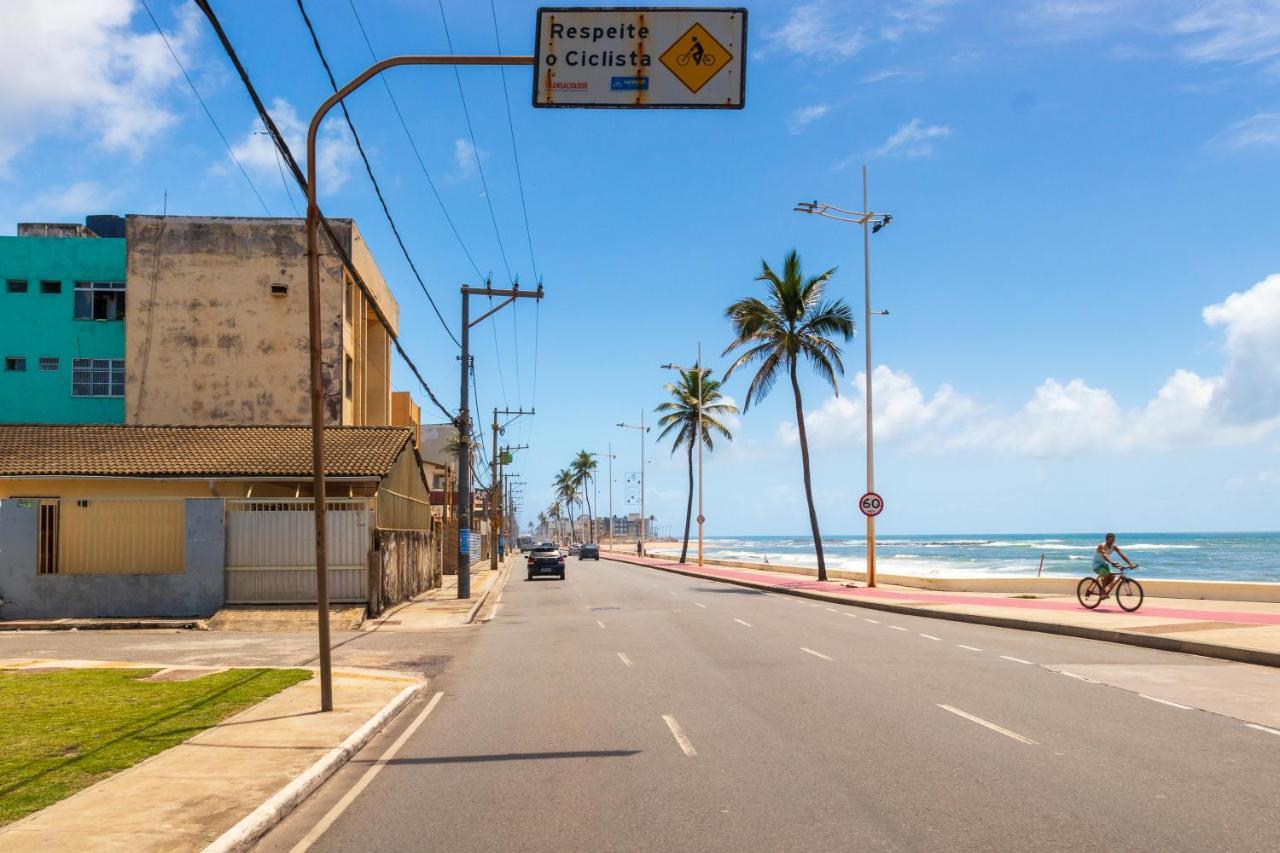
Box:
(202, 680), (427, 853)
(610, 554), (1280, 670)
(0, 618), (205, 631)
(466, 558), (512, 624)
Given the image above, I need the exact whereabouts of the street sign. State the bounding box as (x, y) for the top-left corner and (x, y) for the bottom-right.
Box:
(533, 7), (746, 108)
(459, 528), (470, 553)
(696, 514), (705, 524)
(859, 492), (884, 518)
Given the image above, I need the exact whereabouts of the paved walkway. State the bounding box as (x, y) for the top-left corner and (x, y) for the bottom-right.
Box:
(606, 552), (1280, 666)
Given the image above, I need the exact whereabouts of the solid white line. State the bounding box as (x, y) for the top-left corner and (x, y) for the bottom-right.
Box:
(617, 652), (633, 667)
(888, 625), (908, 632)
(1138, 693), (1192, 710)
(957, 644), (982, 652)
(289, 692), (445, 853)
(596, 620), (606, 629)
(800, 647), (834, 661)
(1246, 723), (1280, 736)
(937, 704), (1038, 745)
(733, 618), (753, 627)
(865, 618), (881, 624)
(1000, 655), (1034, 665)
(662, 714), (697, 756)
(693, 602), (707, 609)
(919, 633), (942, 641)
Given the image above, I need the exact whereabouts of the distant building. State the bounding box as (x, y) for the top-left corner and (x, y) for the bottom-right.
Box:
(0, 216), (128, 423)
(123, 215), (399, 426)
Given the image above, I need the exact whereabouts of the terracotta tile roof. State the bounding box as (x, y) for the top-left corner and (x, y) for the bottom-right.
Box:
(0, 425), (414, 479)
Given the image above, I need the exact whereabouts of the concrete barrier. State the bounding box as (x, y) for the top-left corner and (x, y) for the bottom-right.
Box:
(624, 549), (1280, 603)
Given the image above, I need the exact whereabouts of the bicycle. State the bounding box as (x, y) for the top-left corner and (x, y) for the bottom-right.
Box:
(676, 51), (716, 67)
(1076, 563), (1143, 612)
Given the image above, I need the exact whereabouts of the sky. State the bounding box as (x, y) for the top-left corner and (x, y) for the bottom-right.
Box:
(1, 0), (1279, 535)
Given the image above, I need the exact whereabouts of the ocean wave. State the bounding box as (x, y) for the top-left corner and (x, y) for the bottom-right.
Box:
(1122, 543), (1201, 550)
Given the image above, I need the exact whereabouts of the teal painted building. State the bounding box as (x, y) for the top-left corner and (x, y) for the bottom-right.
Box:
(1, 220), (127, 423)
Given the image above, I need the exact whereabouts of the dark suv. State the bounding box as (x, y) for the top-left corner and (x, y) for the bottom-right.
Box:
(527, 545), (566, 580)
(579, 543), (600, 560)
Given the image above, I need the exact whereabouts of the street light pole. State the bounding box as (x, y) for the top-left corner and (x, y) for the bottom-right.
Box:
(793, 167), (892, 589)
(617, 416), (650, 555)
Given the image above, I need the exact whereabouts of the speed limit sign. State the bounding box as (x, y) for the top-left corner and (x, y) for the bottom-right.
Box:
(859, 492), (884, 517)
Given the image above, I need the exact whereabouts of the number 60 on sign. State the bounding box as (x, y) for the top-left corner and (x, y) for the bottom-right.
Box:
(859, 492), (884, 517)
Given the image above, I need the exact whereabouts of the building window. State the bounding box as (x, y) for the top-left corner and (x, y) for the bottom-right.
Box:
(4, 357), (26, 372)
(344, 354), (354, 400)
(37, 500), (60, 574)
(6, 279), (27, 293)
(39, 357), (59, 371)
(72, 358), (124, 397)
(73, 281), (126, 320)
(344, 279), (354, 324)
(40, 280), (62, 294)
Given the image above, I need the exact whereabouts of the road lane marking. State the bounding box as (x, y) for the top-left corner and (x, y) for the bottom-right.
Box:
(957, 645), (982, 652)
(1246, 723), (1280, 736)
(663, 715), (697, 756)
(669, 591), (679, 596)
(733, 618), (753, 627)
(617, 652), (633, 667)
(919, 633), (942, 641)
(800, 647), (834, 661)
(1000, 655), (1034, 665)
(844, 613), (858, 618)
(596, 620), (606, 629)
(888, 625), (908, 632)
(289, 691), (445, 853)
(937, 704), (1038, 745)
(865, 618), (881, 624)
(1139, 694), (1192, 710)
(693, 602), (707, 609)
(825, 608), (839, 613)
(1060, 671), (1098, 683)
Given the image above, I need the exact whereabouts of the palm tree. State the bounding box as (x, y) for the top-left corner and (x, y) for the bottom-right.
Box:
(536, 511), (548, 539)
(554, 469), (579, 542)
(547, 501), (563, 544)
(723, 249), (854, 581)
(656, 367), (737, 563)
(571, 450), (599, 542)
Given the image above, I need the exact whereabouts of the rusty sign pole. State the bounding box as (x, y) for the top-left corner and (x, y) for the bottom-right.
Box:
(305, 55), (533, 710)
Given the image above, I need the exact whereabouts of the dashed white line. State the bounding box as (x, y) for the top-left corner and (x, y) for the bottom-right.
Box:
(693, 602), (707, 609)
(1000, 655), (1034, 665)
(957, 645), (982, 652)
(919, 633), (942, 641)
(800, 647), (835, 661)
(1060, 671), (1098, 683)
(617, 652), (633, 667)
(865, 618), (881, 624)
(668, 591), (679, 596)
(595, 620), (606, 629)
(937, 704), (1038, 745)
(1139, 693), (1192, 710)
(844, 613), (859, 618)
(662, 714), (698, 756)
(888, 625), (908, 632)
(1246, 723), (1280, 736)
(733, 618), (753, 627)
(825, 608), (839, 613)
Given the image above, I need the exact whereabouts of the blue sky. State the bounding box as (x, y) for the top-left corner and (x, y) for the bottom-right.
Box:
(2, 0), (1279, 535)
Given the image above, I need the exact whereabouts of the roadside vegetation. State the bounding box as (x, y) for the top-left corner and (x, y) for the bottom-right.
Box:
(0, 666), (310, 825)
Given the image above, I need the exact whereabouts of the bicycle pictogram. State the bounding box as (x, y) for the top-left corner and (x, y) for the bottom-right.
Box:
(676, 36), (716, 67)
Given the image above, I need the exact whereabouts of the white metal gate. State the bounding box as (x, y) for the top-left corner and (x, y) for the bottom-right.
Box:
(224, 498), (371, 604)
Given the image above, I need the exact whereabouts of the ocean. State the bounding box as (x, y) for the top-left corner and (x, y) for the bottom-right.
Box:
(651, 532), (1280, 584)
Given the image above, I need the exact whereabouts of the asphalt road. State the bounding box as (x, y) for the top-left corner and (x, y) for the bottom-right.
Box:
(259, 556), (1280, 852)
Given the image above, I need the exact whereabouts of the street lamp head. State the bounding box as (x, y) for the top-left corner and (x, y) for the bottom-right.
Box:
(872, 213), (893, 234)
(794, 200), (820, 214)
(660, 363), (676, 369)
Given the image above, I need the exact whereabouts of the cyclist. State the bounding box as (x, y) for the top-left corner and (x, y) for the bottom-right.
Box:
(1092, 533), (1134, 598)
(689, 36), (705, 66)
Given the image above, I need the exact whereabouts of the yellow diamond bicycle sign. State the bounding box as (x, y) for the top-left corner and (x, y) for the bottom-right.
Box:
(659, 23), (732, 94)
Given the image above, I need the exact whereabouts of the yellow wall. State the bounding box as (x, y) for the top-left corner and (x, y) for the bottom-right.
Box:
(376, 445), (432, 531)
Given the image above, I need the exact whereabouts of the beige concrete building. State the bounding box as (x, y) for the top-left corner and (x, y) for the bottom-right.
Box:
(124, 215), (398, 426)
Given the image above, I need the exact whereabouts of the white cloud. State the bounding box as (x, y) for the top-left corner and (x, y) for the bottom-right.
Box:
(228, 98), (357, 192)
(787, 104), (830, 134)
(863, 67), (924, 83)
(1173, 0), (1280, 66)
(0, 0), (199, 172)
(452, 138), (480, 180)
(1213, 112), (1280, 149)
(874, 118), (953, 158)
(763, 3), (866, 58)
(772, 274), (1280, 459)
(21, 181), (120, 218)
(881, 0), (958, 42)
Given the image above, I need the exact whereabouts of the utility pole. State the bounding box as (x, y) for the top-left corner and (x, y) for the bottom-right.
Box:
(457, 281), (544, 599)
(494, 440), (527, 569)
(491, 407), (533, 571)
(617, 413), (650, 555)
(608, 441), (614, 551)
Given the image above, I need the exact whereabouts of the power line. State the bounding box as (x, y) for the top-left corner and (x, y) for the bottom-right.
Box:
(192, 0), (455, 423)
(294, 0), (461, 348)
(140, 0), (271, 216)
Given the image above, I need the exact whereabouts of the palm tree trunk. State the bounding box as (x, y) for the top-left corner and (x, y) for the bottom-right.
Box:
(583, 484), (595, 543)
(789, 357), (827, 580)
(566, 502), (576, 543)
(679, 440), (694, 563)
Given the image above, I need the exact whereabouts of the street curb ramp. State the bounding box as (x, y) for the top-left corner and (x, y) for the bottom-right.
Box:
(609, 554), (1280, 670)
(202, 680), (427, 853)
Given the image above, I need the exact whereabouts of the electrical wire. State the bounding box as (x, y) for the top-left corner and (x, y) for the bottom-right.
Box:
(294, 0), (461, 348)
(140, 0), (271, 216)
(192, 0), (456, 423)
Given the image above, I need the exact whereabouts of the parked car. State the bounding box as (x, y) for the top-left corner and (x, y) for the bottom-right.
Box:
(579, 543), (600, 560)
(527, 545), (566, 580)
(569, 543), (583, 556)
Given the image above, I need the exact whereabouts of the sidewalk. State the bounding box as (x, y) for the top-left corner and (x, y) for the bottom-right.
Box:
(607, 551), (1280, 668)
(0, 660), (422, 852)
(363, 557), (513, 631)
